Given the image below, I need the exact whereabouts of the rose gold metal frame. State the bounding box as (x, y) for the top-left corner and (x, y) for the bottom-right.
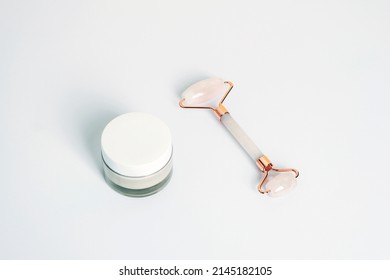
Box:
(179, 80), (299, 195)
(256, 155), (299, 194)
(179, 81), (233, 120)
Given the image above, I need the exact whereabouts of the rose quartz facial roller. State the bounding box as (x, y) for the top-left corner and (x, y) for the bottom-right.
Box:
(179, 78), (299, 197)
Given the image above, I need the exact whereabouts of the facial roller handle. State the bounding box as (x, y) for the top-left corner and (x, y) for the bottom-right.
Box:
(220, 113), (264, 161)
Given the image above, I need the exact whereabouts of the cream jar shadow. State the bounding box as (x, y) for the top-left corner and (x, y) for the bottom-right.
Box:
(101, 112), (173, 197)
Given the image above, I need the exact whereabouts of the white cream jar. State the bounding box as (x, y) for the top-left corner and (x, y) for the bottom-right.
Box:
(101, 112), (173, 197)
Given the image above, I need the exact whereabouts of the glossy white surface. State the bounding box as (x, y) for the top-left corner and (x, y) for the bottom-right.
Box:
(1, 0), (390, 260)
(101, 112), (172, 177)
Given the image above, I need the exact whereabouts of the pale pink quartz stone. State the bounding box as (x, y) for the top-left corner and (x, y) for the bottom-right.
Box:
(265, 172), (297, 197)
(181, 78), (228, 107)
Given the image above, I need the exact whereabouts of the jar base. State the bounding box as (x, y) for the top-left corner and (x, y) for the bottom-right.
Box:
(104, 169), (173, 197)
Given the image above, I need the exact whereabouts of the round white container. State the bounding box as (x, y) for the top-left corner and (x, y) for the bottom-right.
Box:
(101, 112), (173, 197)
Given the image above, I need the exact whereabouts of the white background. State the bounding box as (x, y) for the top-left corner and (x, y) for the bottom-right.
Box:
(1, 0), (389, 259)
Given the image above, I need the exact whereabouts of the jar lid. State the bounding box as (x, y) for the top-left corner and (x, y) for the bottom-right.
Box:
(101, 112), (172, 177)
